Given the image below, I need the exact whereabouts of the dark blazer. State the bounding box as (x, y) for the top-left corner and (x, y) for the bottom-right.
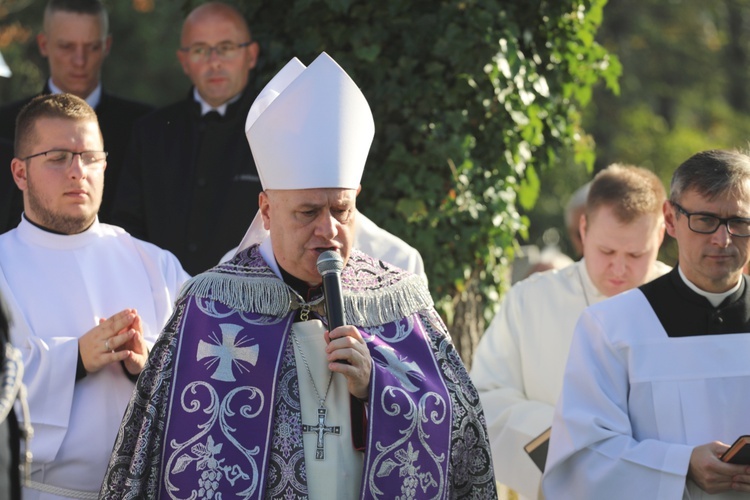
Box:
(0, 85), (154, 230)
(112, 84), (262, 275)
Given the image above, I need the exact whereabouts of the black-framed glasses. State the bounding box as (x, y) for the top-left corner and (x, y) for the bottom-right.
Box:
(179, 41), (252, 63)
(21, 150), (108, 170)
(671, 201), (750, 237)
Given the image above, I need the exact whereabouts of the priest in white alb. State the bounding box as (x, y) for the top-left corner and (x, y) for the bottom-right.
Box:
(0, 93), (188, 499)
(100, 52), (496, 499)
(543, 150), (750, 498)
(470, 164), (670, 499)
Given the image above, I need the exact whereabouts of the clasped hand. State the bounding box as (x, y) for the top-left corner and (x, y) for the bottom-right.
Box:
(325, 325), (372, 401)
(78, 308), (149, 376)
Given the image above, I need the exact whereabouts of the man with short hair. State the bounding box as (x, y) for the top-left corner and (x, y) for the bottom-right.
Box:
(543, 150), (750, 498)
(471, 164), (670, 499)
(112, 2), (263, 275)
(101, 52), (496, 499)
(0, 93), (188, 499)
(0, 0), (153, 229)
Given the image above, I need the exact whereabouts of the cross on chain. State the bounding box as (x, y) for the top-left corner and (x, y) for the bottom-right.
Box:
(302, 407), (341, 460)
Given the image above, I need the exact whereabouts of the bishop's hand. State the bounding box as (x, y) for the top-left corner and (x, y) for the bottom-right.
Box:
(325, 325), (371, 401)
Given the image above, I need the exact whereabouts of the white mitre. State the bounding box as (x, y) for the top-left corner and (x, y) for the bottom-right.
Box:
(235, 52), (375, 254)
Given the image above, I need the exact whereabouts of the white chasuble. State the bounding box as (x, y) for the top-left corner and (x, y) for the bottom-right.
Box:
(291, 319), (363, 498)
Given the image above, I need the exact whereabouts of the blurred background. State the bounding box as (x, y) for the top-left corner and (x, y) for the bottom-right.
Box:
(7, 1), (750, 265)
(3, 0), (750, 359)
(524, 0), (750, 264)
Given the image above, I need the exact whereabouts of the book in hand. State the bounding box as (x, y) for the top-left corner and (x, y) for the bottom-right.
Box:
(524, 427), (551, 472)
(721, 435), (750, 465)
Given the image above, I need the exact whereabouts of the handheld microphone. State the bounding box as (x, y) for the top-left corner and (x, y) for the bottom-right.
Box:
(316, 250), (346, 330)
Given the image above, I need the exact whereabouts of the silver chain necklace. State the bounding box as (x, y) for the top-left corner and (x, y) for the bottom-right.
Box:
(291, 321), (340, 460)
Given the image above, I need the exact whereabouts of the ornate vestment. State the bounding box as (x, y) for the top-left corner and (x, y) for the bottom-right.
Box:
(100, 245), (496, 499)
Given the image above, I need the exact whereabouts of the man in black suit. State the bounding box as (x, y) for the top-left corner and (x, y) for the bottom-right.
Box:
(112, 2), (263, 275)
(0, 0), (153, 229)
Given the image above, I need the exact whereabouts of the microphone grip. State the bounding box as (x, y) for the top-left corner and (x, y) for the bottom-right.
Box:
(321, 272), (345, 330)
(321, 271), (348, 365)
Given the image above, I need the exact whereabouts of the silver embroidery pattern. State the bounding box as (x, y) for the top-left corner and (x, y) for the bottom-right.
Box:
(420, 309), (497, 499)
(368, 387), (447, 499)
(374, 344), (425, 393)
(264, 339), (308, 499)
(164, 383), (265, 499)
(369, 315), (414, 343)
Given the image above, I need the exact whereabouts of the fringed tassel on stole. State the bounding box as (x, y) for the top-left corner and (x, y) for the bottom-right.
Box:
(178, 271), (294, 318)
(178, 269), (435, 327)
(344, 273), (434, 327)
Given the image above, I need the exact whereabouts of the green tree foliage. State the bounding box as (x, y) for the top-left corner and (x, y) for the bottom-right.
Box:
(590, 0), (750, 183)
(524, 0), (750, 267)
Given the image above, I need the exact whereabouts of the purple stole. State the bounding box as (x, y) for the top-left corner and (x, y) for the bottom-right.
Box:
(159, 294), (452, 498)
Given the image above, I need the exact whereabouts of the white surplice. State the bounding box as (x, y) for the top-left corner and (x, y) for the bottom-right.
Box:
(543, 287), (750, 500)
(470, 259), (670, 499)
(0, 217), (189, 499)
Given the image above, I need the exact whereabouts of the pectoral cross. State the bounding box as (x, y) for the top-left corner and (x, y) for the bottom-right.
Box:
(302, 407), (340, 459)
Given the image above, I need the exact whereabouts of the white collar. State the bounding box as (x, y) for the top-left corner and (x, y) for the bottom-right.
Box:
(17, 214), (102, 250)
(193, 87), (242, 117)
(48, 79), (102, 109)
(677, 266), (741, 307)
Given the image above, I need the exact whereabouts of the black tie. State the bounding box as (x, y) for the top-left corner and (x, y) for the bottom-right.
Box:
(202, 110), (222, 123)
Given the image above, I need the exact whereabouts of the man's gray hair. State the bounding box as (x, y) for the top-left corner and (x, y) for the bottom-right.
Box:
(670, 149), (750, 203)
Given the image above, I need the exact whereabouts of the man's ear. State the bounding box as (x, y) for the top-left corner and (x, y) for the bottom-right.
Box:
(663, 200), (677, 238)
(10, 158), (28, 191)
(37, 33), (49, 58)
(356, 184), (362, 197)
(177, 48), (190, 76)
(103, 35), (112, 58)
(259, 191), (271, 230)
(247, 41), (260, 70)
(578, 213), (587, 244)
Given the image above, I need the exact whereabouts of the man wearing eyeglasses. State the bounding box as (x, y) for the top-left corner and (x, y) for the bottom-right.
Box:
(471, 164), (669, 500)
(112, 2), (262, 275)
(0, 93), (189, 499)
(543, 149), (750, 498)
(0, 0), (153, 231)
